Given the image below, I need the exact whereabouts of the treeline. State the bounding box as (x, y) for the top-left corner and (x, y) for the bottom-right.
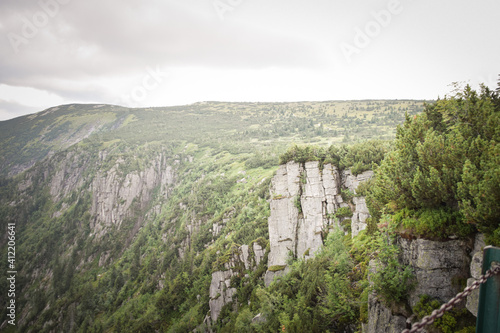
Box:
(279, 140), (391, 175)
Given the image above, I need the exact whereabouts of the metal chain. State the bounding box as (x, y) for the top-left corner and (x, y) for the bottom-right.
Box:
(402, 264), (500, 333)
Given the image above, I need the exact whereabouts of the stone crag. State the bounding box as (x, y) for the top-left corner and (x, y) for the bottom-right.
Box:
(263, 161), (484, 332)
(207, 243), (266, 324)
(365, 236), (480, 333)
(264, 161), (373, 286)
(89, 153), (174, 238)
(43, 148), (176, 239)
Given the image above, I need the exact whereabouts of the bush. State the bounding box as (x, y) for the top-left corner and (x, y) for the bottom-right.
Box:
(371, 235), (415, 305)
(294, 195), (302, 213)
(393, 207), (474, 239)
(335, 206), (353, 219)
(268, 265), (287, 272)
(279, 140), (391, 173)
(412, 295), (476, 333)
(279, 144), (326, 164)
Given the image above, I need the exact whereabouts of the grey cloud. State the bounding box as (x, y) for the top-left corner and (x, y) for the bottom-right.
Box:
(0, 0), (499, 120)
(0, 0), (323, 88)
(0, 99), (40, 121)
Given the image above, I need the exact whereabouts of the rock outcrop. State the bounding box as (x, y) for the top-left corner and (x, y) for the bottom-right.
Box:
(209, 270), (237, 323)
(209, 243), (266, 323)
(365, 260), (408, 333)
(351, 196), (370, 236)
(265, 161), (373, 285)
(366, 295), (407, 333)
(45, 148), (176, 239)
(398, 237), (471, 308)
(466, 234), (485, 316)
(365, 237), (475, 332)
(90, 154), (174, 238)
(49, 150), (89, 200)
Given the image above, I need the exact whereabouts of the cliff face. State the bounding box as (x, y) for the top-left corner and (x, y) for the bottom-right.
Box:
(208, 243), (266, 323)
(366, 236), (480, 333)
(263, 160), (483, 332)
(264, 161), (373, 285)
(205, 160), (374, 323)
(399, 237), (471, 308)
(6, 147), (179, 328)
(89, 154), (174, 238)
(46, 149), (176, 239)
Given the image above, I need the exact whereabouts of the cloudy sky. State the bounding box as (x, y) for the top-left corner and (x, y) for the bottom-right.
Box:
(0, 0), (499, 120)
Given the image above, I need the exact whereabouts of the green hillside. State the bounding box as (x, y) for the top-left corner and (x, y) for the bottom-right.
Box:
(0, 100), (425, 177)
(1, 87), (498, 333)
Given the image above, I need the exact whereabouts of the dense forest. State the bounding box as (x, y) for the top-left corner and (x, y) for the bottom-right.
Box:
(0, 83), (498, 332)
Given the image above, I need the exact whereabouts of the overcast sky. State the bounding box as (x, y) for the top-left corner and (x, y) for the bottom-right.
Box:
(0, 0), (499, 120)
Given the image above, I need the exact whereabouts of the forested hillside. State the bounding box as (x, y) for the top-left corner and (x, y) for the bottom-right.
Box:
(0, 85), (498, 333)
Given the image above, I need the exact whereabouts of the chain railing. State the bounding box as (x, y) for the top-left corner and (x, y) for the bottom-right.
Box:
(402, 263), (500, 333)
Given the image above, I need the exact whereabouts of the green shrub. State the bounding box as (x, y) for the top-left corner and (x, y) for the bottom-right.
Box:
(335, 206), (353, 219)
(371, 235), (415, 305)
(341, 219), (352, 233)
(294, 195), (302, 213)
(366, 84), (500, 244)
(279, 144), (325, 164)
(340, 189), (355, 203)
(268, 265), (287, 272)
(393, 207), (474, 239)
(413, 295), (457, 333)
(365, 217), (378, 235)
(279, 140), (390, 173)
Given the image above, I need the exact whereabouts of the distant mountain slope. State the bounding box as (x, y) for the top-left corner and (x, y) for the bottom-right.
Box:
(0, 100), (426, 177)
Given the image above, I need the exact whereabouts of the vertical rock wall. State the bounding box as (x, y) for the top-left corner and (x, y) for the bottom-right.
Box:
(343, 169), (374, 237)
(266, 161), (302, 278)
(265, 161), (373, 285)
(466, 234), (485, 316)
(398, 237), (471, 308)
(90, 154), (175, 238)
(46, 150), (176, 239)
(208, 243), (266, 323)
(365, 237), (475, 333)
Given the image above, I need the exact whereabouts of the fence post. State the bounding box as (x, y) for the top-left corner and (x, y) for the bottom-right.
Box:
(476, 246), (500, 333)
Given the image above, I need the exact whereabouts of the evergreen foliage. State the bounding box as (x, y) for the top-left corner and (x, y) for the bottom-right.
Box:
(367, 84), (500, 244)
(279, 140), (391, 175)
(370, 232), (415, 304)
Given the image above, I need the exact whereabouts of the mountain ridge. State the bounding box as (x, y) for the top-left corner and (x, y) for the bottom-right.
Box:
(0, 100), (426, 178)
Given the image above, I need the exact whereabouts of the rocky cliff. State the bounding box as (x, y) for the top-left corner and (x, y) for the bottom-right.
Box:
(89, 153), (174, 239)
(44, 148), (176, 239)
(3, 145), (180, 329)
(262, 160), (484, 332)
(264, 161), (373, 286)
(208, 243), (266, 323)
(365, 235), (482, 333)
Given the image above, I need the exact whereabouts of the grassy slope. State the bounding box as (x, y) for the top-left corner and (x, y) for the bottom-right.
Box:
(0, 100), (427, 177)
